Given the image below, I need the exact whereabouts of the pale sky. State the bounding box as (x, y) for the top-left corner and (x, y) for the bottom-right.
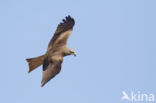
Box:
(0, 0), (156, 103)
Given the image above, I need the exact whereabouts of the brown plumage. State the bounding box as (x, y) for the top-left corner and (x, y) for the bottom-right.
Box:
(26, 15), (76, 87)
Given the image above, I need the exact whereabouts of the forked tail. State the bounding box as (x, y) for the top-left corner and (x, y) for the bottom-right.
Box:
(26, 54), (46, 73)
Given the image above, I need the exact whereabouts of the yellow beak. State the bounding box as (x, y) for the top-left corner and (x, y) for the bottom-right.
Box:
(72, 52), (76, 56)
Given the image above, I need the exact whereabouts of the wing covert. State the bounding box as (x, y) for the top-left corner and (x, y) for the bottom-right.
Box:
(48, 15), (75, 48)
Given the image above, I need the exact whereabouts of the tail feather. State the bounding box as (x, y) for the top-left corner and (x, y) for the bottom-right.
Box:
(26, 54), (45, 73)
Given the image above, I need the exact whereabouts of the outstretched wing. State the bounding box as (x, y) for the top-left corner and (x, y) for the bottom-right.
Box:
(41, 15), (75, 87)
(48, 15), (75, 49)
(41, 58), (62, 87)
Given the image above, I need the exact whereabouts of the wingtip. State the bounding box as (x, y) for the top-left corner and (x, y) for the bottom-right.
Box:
(41, 84), (44, 87)
(59, 15), (75, 27)
(65, 15), (74, 21)
(41, 80), (45, 87)
(66, 15), (71, 19)
(41, 83), (45, 87)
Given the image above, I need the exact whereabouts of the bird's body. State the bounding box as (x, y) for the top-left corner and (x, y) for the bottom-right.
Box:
(26, 16), (76, 87)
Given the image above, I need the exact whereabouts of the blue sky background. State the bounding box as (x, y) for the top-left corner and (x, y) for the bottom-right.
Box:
(0, 0), (156, 103)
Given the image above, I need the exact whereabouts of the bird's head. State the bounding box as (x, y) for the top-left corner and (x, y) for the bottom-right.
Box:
(69, 48), (76, 56)
(64, 48), (76, 56)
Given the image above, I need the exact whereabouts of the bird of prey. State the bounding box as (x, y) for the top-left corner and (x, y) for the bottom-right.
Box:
(26, 15), (76, 87)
